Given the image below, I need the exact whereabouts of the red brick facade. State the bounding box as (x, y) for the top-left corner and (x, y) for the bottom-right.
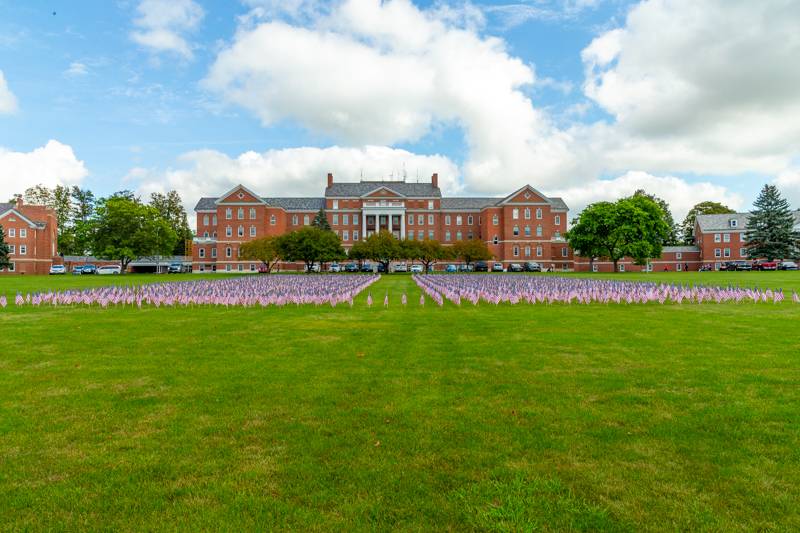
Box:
(0, 198), (59, 275)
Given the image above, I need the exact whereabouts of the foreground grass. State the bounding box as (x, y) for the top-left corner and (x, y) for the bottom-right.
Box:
(1, 274), (799, 530)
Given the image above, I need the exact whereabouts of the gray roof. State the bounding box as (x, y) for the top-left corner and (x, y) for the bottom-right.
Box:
(0, 203), (12, 216)
(194, 197), (324, 211)
(441, 197), (498, 209)
(326, 181), (441, 198)
(662, 245), (700, 253)
(696, 210), (800, 232)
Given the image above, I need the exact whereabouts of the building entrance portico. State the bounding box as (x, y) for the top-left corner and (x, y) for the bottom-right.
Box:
(362, 201), (406, 239)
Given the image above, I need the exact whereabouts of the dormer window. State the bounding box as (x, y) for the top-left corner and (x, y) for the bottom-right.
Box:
(730, 219), (738, 228)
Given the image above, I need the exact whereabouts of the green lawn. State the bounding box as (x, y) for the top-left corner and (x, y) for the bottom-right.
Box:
(1, 273), (799, 531)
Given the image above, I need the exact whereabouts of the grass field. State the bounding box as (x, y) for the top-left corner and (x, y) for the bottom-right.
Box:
(2, 272), (799, 531)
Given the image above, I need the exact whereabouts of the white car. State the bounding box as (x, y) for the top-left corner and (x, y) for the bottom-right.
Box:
(49, 264), (66, 275)
(410, 264), (423, 273)
(97, 265), (122, 275)
(329, 263), (341, 273)
(394, 263), (408, 272)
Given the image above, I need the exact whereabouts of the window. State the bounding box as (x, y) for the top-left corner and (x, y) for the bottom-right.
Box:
(250, 264), (256, 272)
(456, 231), (462, 240)
(513, 245), (519, 257)
(211, 248), (217, 258)
(592, 264), (599, 273)
(250, 226), (256, 237)
(730, 219), (738, 228)
(304, 215), (310, 225)
(428, 214), (434, 225)
(554, 231), (561, 239)
(418, 214), (424, 225)
(226, 226), (232, 237)
(554, 215), (561, 225)
(212, 215), (217, 225)
(226, 208), (232, 219)
(332, 200), (338, 209)
(418, 230), (424, 240)
(249, 208), (256, 220)
(203, 215), (209, 226)
(445, 231), (451, 241)
(343, 230), (349, 241)
(513, 226), (520, 236)
(740, 248), (747, 257)
(225, 264), (232, 272)
(561, 247), (568, 258)
(493, 235), (499, 244)
(343, 214), (349, 225)
(456, 215), (462, 225)
(226, 247), (232, 258)
(492, 214), (499, 225)
(199, 248), (205, 258)
(8, 228), (15, 237)
(409, 232), (415, 240)
(408, 215), (414, 226)
(714, 248), (721, 258)
(353, 230), (359, 241)
(676, 252), (682, 260)
(525, 246), (531, 257)
(467, 215), (473, 225)
(618, 264), (625, 272)
(714, 233), (721, 243)
(723, 233), (730, 243)
(238, 225), (244, 237)
(212, 231), (217, 238)
(676, 263), (682, 271)
(524, 226), (531, 237)
(428, 201), (434, 210)
(428, 230), (434, 240)
(445, 215), (451, 225)
(353, 214), (359, 225)
(7, 262), (13, 272)
(20, 228), (26, 238)
(8, 244), (14, 254)
(468, 231), (473, 240)
(333, 214), (339, 225)
(270, 215), (276, 225)
(536, 208), (542, 219)
(203, 231), (208, 237)
(524, 208), (530, 219)
(724, 248), (731, 258)
(536, 245), (542, 257)
(237, 208), (244, 219)
(536, 225), (543, 237)
(292, 215), (299, 225)
(512, 208), (519, 219)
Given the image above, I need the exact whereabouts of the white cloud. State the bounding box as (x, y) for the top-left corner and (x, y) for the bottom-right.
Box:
(0, 70), (18, 113)
(129, 145), (460, 228)
(0, 140), (88, 200)
(774, 168), (800, 209)
(64, 62), (88, 77)
(549, 171), (745, 222)
(131, 0), (204, 59)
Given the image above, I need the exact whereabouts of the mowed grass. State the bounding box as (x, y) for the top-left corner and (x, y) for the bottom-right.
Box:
(1, 272), (799, 531)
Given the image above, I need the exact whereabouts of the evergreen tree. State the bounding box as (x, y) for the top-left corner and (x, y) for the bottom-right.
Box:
(680, 201), (736, 244)
(0, 225), (11, 270)
(744, 184), (797, 260)
(311, 208), (331, 230)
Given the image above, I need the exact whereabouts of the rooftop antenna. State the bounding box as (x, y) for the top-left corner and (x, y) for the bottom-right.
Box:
(360, 168), (364, 182)
(402, 163), (407, 182)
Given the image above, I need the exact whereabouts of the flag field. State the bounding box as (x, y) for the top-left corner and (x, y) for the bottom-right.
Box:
(2, 272), (799, 530)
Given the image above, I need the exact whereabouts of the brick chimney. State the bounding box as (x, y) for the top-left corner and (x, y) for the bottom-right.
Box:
(431, 173), (438, 188)
(327, 172), (334, 187)
(15, 196), (23, 209)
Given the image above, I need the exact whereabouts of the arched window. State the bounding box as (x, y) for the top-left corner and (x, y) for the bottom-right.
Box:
(513, 226), (520, 236)
(536, 225), (543, 237)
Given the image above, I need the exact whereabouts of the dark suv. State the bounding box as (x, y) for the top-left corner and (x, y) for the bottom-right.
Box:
(524, 262), (542, 272)
(724, 261), (752, 271)
(474, 261), (489, 272)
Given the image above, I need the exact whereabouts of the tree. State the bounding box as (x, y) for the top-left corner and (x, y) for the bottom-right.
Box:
(150, 190), (193, 255)
(744, 184), (798, 260)
(0, 225), (11, 270)
(52, 185), (73, 230)
(679, 201), (736, 244)
(567, 196), (670, 272)
(362, 230), (400, 272)
(278, 226), (343, 272)
(348, 240), (369, 266)
(408, 239), (448, 273)
(92, 197), (177, 272)
(23, 184), (53, 206)
(312, 208), (331, 231)
(70, 186), (95, 223)
(452, 239), (491, 266)
(240, 236), (282, 273)
(633, 189), (679, 245)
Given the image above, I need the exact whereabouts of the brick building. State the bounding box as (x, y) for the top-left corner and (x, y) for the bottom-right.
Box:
(0, 198), (59, 275)
(192, 174), (800, 273)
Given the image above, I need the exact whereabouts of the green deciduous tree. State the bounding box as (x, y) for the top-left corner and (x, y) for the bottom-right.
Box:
(452, 239), (491, 266)
(150, 190), (194, 255)
(362, 230), (400, 273)
(414, 239), (449, 273)
(0, 225), (11, 270)
(240, 236), (283, 273)
(680, 201), (736, 244)
(745, 184), (798, 260)
(278, 226), (344, 272)
(92, 197), (177, 272)
(633, 189), (679, 245)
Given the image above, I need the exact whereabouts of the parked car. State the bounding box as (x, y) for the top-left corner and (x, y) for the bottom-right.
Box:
(524, 262), (542, 272)
(410, 264), (423, 273)
(458, 264), (474, 272)
(345, 263), (359, 273)
(699, 264), (713, 271)
(49, 265), (66, 275)
(509, 263), (524, 272)
(257, 265), (270, 274)
(778, 261), (798, 271)
(723, 261), (751, 271)
(474, 261), (489, 272)
(72, 266), (84, 275)
(97, 265), (121, 275)
(377, 263), (387, 273)
(329, 263), (341, 273)
(394, 263), (408, 272)
(306, 263), (321, 273)
(360, 262), (373, 272)
(81, 264), (98, 275)
(167, 262), (184, 273)
(445, 264), (458, 273)
(752, 260), (778, 271)
(492, 262), (504, 272)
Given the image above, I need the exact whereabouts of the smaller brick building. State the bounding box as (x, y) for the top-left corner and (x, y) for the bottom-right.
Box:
(0, 198), (59, 275)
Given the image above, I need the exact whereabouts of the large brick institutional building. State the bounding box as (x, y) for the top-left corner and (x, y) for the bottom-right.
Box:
(191, 173), (800, 273)
(0, 198), (59, 275)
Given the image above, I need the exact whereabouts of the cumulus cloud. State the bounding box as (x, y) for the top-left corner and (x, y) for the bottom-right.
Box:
(64, 62), (88, 77)
(131, 0), (204, 59)
(0, 140), (89, 200)
(774, 168), (800, 209)
(129, 145), (460, 228)
(0, 70), (18, 113)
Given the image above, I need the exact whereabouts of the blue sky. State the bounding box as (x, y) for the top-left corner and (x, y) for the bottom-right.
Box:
(1, 0), (799, 219)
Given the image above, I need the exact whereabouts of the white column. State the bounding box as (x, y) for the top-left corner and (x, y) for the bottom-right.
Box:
(388, 211), (393, 235)
(362, 210), (367, 239)
(400, 212), (405, 239)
